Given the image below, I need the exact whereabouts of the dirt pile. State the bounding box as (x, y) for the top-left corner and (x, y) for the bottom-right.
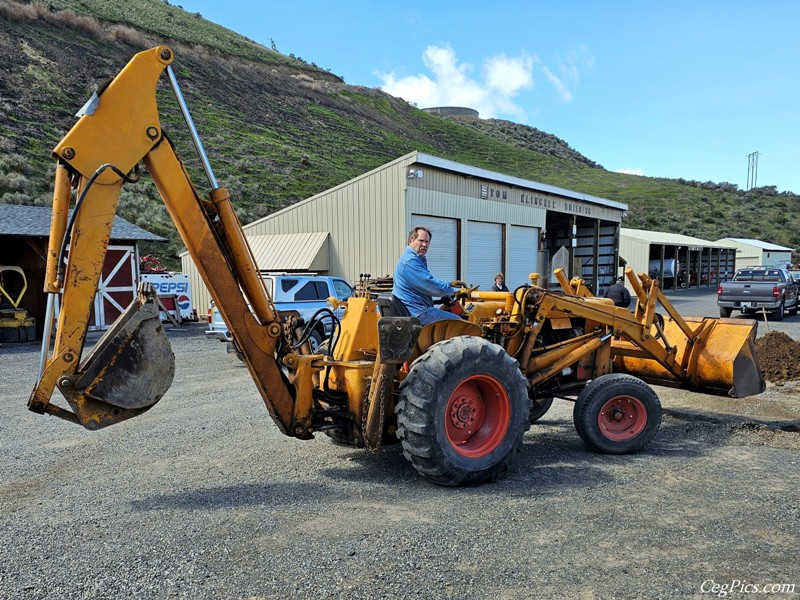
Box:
(755, 331), (800, 384)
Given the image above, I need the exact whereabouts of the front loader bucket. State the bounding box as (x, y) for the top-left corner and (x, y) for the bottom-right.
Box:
(614, 317), (765, 398)
(62, 286), (175, 429)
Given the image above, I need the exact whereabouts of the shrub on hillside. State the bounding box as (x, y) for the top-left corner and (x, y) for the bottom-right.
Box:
(1, 191), (32, 205)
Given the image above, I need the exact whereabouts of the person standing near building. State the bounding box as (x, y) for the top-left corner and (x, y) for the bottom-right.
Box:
(492, 273), (509, 292)
(392, 226), (462, 326)
(604, 275), (632, 308)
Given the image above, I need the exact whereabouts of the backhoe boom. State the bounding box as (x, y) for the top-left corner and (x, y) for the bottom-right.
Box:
(29, 46), (301, 434)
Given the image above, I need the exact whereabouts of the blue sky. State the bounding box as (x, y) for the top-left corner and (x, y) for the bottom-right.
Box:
(179, 0), (800, 193)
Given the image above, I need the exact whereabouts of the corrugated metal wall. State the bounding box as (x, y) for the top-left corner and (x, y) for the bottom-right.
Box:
(184, 155), (413, 313)
(243, 159), (410, 279)
(619, 235), (650, 284)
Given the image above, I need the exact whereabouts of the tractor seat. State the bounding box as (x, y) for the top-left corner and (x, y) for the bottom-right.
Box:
(376, 295), (410, 317)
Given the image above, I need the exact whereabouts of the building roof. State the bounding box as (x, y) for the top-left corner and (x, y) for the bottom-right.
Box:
(415, 152), (627, 211)
(621, 228), (736, 249)
(718, 238), (794, 252)
(0, 204), (166, 242)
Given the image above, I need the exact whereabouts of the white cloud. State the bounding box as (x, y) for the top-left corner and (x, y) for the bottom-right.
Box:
(543, 46), (594, 103)
(616, 168), (644, 176)
(379, 44), (534, 120)
(542, 66), (572, 102)
(483, 54), (535, 96)
(378, 44), (594, 120)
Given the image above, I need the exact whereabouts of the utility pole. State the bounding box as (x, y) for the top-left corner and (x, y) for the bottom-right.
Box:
(746, 151), (759, 190)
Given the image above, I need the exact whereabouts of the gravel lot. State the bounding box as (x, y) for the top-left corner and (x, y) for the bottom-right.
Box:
(1, 288), (798, 599)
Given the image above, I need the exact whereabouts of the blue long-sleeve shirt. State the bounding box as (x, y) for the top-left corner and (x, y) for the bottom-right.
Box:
(392, 247), (456, 318)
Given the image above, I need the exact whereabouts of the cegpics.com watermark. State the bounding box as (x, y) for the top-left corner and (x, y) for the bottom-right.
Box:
(701, 580), (796, 597)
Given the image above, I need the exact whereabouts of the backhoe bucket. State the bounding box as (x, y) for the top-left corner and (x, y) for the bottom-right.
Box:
(613, 317), (765, 398)
(70, 285), (175, 423)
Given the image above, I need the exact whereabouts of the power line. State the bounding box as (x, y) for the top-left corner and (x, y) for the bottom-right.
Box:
(746, 151), (759, 190)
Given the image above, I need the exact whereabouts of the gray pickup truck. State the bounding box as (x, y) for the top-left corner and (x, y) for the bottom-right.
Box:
(717, 267), (799, 320)
(207, 272), (354, 353)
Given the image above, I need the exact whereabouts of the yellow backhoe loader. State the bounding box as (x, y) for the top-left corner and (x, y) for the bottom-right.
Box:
(28, 47), (765, 486)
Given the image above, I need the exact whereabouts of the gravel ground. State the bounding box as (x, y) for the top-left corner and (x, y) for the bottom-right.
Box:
(1, 289), (799, 599)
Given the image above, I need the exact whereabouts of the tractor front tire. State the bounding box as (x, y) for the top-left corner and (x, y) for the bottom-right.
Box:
(396, 337), (530, 486)
(573, 374), (661, 454)
(528, 393), (554, 423)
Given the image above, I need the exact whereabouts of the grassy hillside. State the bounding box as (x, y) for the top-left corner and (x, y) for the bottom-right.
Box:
(1, 0), (797, 267)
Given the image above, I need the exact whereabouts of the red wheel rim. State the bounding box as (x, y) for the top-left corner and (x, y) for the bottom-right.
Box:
(445, 375), (511, 457)
(597, 395), (648, 441)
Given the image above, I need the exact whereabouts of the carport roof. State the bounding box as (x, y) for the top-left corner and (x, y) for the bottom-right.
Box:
(0, 204), (166, 242)
(248, 232), (329, 271)
(621, 228), (736, 249)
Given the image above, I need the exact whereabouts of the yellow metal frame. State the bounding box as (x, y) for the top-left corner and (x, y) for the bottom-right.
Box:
(0, 266), (28, 308)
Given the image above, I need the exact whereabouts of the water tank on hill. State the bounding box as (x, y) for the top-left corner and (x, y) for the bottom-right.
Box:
(422, 107), (479, 118)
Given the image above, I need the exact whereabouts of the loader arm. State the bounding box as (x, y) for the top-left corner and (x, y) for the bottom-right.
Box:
(532, 269), (764, 398)
(28, 46), (303, 434)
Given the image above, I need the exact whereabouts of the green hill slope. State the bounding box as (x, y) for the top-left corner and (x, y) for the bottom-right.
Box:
(1, 0), (797, 266)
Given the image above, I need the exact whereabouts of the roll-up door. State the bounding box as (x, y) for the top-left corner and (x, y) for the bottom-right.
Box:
(466, 221), (502, 290)
(410, 215), (458, 283)
(506, 225), (539, 289)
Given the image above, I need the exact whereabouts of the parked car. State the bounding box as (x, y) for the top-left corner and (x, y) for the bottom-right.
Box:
(717, 267), (799, 320)
(207, 272), (354, 353)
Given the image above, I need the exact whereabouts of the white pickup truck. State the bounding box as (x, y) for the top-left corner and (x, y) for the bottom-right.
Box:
(207, 272), (354, 353)
(717, 267), (799, 320)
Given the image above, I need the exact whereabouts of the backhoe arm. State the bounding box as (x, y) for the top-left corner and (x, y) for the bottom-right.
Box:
(29, 46), (300, 434)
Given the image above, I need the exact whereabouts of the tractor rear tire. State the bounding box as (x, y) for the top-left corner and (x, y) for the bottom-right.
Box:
(396, 336), (530, 486)
(573, 374), (661, 454)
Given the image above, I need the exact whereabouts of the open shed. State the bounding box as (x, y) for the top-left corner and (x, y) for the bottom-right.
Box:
(620, 228), (738, 291)
(0, 205), (166, 337)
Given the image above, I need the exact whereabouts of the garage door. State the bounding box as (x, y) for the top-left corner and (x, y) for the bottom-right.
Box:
(466, 221), (502, 290)
(410, 215), (458, 283)
(507, 225), (539, 289)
